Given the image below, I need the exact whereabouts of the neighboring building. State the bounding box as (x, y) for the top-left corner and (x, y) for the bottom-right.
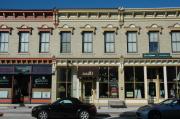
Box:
(0, 10), (54, 104)
(1, 8), (180, 106)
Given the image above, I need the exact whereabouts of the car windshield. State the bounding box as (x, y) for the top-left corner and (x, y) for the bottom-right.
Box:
(52, 98), (82, 105)
(160, 99), (176, 105)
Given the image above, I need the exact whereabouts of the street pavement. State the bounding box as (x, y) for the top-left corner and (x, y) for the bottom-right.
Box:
(0, 106), (138, 119)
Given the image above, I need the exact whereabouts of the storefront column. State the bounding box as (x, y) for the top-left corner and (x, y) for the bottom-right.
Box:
(163, 66), (168, 99)
(119, 66), (124, 100)
(51, 70), (57, 102)
(72, 67), (79, 98)
(144, 66), (148, 99)
(96, 81), (99, 99)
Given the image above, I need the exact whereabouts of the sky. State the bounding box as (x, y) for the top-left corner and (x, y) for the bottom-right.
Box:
(0, 0), (180, 9)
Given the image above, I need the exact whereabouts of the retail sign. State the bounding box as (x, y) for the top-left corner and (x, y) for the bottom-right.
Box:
(32, 76), (51, 88)
(0, 76), (11, 88)
(0, 76), (8, 85)
(34, 76), (49, 85)
(78, 67), (99, 79)
(15, 66), (32, 74)
(143, 53), (172, 59)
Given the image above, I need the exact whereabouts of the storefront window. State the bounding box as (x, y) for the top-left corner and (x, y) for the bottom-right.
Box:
(57, 68), (72, 98)
(0, 75), (12, 98)
(125, 66), (144, 99)
(32, 75), (51, 88)
(99, 66), (118, 98)
(32, 75), (51, 99)
(167, 66), (180, 98)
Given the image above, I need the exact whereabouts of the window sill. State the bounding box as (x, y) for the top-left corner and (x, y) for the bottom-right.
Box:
(0, 52), (9, 55)
(104, 53), (117, 55)
(98, 98), (120, 99)
(171, 52), (180, 55)
(17, 52), (30, 55)
(60, 53), (73, 55)
(81, 53), (96, 56)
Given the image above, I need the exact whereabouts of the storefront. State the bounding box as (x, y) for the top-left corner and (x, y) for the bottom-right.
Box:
(55, 58), (180, 105)
(124, 60), (180, 104)
(56, 65), (119, 104)
(0, 64), (52, 104)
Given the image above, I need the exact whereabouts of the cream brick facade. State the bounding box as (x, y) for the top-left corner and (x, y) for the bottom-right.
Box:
(0, 8), (180, 105)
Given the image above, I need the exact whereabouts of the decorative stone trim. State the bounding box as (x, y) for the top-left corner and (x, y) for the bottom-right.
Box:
(17, 25), (33, 34)
(146, 24), (163, 34)
(0, 25), (13, 34)
(124, 24), (141, 34)
(102, 24), (118, 34)
(80, 24), (96, 34)
(38, 24), (53, 34)
(59, 24), (74, 34)
(168, 23), (180, 31)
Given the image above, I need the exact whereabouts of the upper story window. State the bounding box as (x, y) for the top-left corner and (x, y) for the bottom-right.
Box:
(60, 32), (71, 53)
(104, 32), (115, 53)
(127, 32), (137, 53)
(171, 31), (180, 53)
(149, 32), (159, 53)
(82, 32), (93, 53)
(19, 32), (29, 53)
(39, 32), (50, 53)
(0, 32), (9, 53)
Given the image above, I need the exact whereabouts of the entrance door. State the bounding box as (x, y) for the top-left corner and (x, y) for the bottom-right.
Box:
(148, 80), (159, 103)
(82, 81), (93, 103)
(13, 75), (30, 104)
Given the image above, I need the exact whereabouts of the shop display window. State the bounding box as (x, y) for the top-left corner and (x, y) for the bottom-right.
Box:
(99, 66), (119, 98)
(125, 66), (145, 99)
(57, 68), (72, 98)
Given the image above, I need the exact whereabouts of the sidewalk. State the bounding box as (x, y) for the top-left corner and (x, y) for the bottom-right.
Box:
(97, 106), (139, 113)
(97, 106), (139, 117)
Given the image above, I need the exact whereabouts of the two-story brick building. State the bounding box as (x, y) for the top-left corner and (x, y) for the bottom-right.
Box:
(1, 8), (180, 106)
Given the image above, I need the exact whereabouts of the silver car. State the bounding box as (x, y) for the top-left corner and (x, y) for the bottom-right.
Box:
(136, 98), (180, 119)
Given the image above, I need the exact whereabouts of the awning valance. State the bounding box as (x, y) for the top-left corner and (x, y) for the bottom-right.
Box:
(0, 65), (14, 74)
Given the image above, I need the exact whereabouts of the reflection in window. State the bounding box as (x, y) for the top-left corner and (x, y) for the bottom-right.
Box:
(167, 66), (180, 98)
(104, 32), (115, 53)
(60, 32), (71, 53)
(127, 32), (137, 53)
(99, 67), (118, 98)
(124, 66), (144, 99)
(82, 32), (93, 53)
(39, 32), (50, 53)
(19, 32), (29, 53)
(0, 32), (9, 53)
(171, 32), (180, 52)
(149, 32), (159, 53)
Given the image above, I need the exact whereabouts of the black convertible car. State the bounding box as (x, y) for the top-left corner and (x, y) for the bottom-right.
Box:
(32, 97), (97, 119)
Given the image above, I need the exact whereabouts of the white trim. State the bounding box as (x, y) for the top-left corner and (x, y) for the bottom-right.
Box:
(163, 66), (168, 99)
(144, 66), (148, 99)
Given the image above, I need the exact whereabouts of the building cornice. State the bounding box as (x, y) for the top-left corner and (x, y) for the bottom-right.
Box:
(0, 10), (53, 21)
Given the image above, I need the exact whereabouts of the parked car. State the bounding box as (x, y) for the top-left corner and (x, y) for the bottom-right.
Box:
(136, 98), (180, 119)
(32, 97), (97, 119)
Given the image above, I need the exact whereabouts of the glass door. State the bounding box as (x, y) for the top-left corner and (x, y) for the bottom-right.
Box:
(148, 80), (159, 103)
(82, 81), (93, 103)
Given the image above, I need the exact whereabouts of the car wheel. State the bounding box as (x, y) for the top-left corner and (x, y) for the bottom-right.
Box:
(149, 111), (161, 119)
(38, 110), (48, 119)
(79, 110), (90, 119)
